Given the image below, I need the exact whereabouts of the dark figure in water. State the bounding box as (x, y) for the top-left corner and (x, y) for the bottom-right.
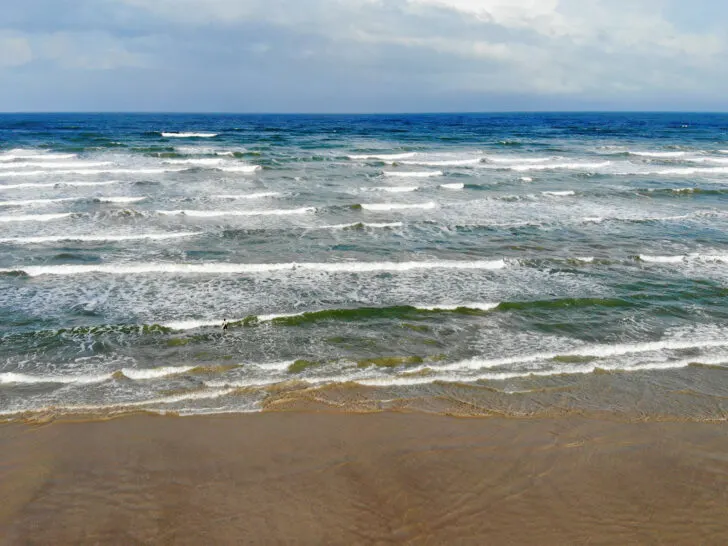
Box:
(222, 319), (229, 331)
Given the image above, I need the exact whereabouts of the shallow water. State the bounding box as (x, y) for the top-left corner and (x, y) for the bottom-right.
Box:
(2, 112), (728, 418)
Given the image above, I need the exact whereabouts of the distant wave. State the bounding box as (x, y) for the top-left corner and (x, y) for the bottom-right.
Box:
(440, 183), (464, 190)
(485, 156), (555, 164)
(0, 232), (200, 245)
(0, 213), (73, 223)
(629, 151), (686, 158)
(212, 192), (281, 199)
(365, 186), (419, 193)
(0, 197), (77, 207)
(507, 161), (611, 172)
(164, 158), (226, 166)
(0, 259), (507, 277)
(94, 196), (146, 204)
(383, 170), (443, 178)
(396, 158), (482, 167)
(163, 302), (500, 330)
(0, 161), (112, 170)
(156, 207), (315, 217)
(313, 222), (404, 230)
(0, 167), (184, 177)
(639, 255), (685, 264)
(0, 152), (77, 162)
(637, 167), (728, 176)
(685, 157), (728, 165)
(216, 165), (262, 173)
(360, 202), (436, 211)
(161, 132), (218, 138)
(348, 152), (416, 160)
(542, 190), (576, 196)
(0, 181), (122, 191)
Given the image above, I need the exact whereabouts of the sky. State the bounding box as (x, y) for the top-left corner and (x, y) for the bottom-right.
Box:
(1, 0), (727, 112)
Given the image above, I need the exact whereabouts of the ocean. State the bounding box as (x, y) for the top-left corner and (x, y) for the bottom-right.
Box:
(1, 112), (728, 420)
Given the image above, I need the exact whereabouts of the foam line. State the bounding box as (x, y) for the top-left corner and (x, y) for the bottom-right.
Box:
(0, 161), (112, 170)
(542, 191), (576, 196)
(212, 192), (281, 199)
(365, 186), (419, 193)
(0, 232), (200, 244)
(397, 159), (482, 166)
(361, 202), (436, 211)
(440, 183), (464, 190)
(1, 259), (507, 277)
(0, 181), (121, 191)
(0, 168), (184, 177)
(629, 151), (686, 158)
(217, 165), (262, 173)
(313, 222), (404, 230)
(0, 152), (77, 162)
(156, 207), (314, 217)
(383, 171), (443, 178)
(161, 132), (218, 138)
(348, 152), (416, 160)
(0, 198), (78, 206)
(0, 213), (73, 223)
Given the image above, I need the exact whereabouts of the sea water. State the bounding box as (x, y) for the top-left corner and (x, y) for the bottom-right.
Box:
(1, 112), (728, 418)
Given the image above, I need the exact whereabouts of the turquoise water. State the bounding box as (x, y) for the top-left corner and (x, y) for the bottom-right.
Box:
(2, 113), (728, 418)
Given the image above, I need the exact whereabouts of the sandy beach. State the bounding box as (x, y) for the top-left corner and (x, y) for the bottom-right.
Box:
(1, 412), (727, 545)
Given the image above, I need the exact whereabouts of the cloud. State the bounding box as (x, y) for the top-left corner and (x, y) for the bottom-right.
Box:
(1, 0), (727, 111)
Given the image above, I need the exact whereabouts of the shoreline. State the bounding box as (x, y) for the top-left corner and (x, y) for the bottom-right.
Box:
(2, 411), (728, 544)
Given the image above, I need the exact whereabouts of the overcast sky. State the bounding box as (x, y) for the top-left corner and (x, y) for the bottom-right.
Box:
(1, 0), (727, 112)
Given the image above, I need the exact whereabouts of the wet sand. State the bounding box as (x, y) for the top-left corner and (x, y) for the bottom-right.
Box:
(1, 413), (728, 545)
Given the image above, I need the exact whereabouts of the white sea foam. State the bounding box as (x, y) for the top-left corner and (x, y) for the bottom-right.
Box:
(164, 158), (226, 166)
(0, 198), (78, 207)
(685, 157), (728, 164)
(542, 190), (576, 196)
(1, 259), (507, 277)
(0, 168), (183, 177)
(0, 152), (77, 162)
(508, 161), (611, 172)
(0, 161), (112, 170)
(0, 232), (200, 245)
(520, 177), (533, 182)
(0, 372), (111, 385)
(0, 213), (73, 223)
(361, 202), (436, 211)
(217, 165), (261, 173)
(383, 170), (443, 178)
(440, 183), (464, 190)
(629, 151), (686, 158)
(397, 158), (482, 167)
(431, 338), (728, 373)
(486, 156), (554, 164)
(120, 366), (196, 380)
(0, 181), (123, 191)
(639, 255), (685, 264)
(348, 152), (416, 160)
(638, 167), (728, 176)
(156, 207), (314, 217)
(95, 196), (146, 204)
(161, 132), (218, 138)
(575, 257), (595, 263)
(212, 192), (281, 199)
(366, 186), (419, 193)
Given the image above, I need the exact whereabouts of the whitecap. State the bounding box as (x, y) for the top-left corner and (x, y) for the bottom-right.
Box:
(348, 152), (416, 160)
(440, 183), (465, 190)
(629, 151), (686, 158)
(361, 202), (436, 211)
(0, 232), (201, 245)
(542, 190), (576, 196)
(161, 132), (218, 138)
(120, 366), (196, 380)
(365, 186), (419, 193)
(2, 259), (507, 277)
(383, 170), (443, 178)
(156, 207), (314, 217)
(0, 213), (73, 223)
(212, 192), (281, 199)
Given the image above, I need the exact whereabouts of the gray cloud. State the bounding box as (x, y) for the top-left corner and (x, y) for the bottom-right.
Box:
(1, 0), (726, 111)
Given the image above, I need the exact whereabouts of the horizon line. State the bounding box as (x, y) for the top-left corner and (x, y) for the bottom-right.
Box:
(1, 110), (728, 116)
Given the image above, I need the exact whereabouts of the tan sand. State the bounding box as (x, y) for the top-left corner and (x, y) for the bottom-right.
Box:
(1, 412), (728, 545)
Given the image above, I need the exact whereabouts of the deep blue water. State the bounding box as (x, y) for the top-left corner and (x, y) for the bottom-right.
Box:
(1, 112), (728, 418)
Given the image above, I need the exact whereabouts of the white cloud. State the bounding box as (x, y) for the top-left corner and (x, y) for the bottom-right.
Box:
(0, 31), (33, 67)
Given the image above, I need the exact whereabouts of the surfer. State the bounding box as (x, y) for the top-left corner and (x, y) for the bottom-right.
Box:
(222, 319), (229, 331)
